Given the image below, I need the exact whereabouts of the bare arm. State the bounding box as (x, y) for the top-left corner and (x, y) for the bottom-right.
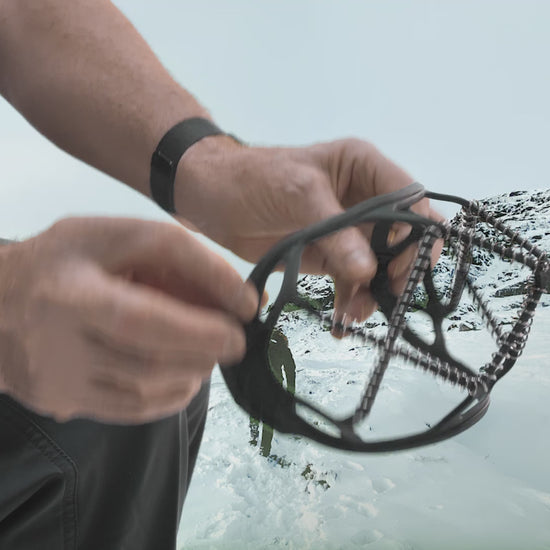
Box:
(0, 1), (258, 422)
(0, 0), (214, 198)
(0, 0), (440, 340)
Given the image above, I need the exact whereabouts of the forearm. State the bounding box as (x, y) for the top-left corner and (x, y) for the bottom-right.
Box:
(0, 0), (209, 198)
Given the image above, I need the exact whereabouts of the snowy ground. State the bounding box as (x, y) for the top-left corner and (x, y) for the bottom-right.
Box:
(179, 295), (550, 550)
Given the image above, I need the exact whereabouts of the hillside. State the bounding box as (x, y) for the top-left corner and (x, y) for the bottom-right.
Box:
(180, 188), (550, 550)
(289, 188), (550, 333)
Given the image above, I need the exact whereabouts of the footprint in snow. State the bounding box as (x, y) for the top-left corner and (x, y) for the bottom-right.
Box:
(372, 477), (396, 495)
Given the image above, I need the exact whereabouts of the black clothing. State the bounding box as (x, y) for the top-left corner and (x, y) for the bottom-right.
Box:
(0, 381), (209, 550)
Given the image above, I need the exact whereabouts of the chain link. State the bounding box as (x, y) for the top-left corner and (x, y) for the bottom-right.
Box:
(291, 198), (548, 425)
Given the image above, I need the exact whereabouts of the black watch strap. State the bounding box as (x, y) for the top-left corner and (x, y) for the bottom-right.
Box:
(150, 117), (224, 213)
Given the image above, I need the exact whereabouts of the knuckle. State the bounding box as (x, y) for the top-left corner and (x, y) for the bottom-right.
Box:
(344, 137), (368, 151)
(282, 167), (323, 207)
(48, 217), (75, 233)
(46, 217), (86, 244)
(293, 168), (320, 192)
(338, 137), (377, 158)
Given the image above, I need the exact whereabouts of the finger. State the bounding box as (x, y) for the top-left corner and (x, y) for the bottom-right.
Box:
(390, 269), (411, 297)
(299, 225), (376, 284)
(272, 160), (378, 283)
(332, 280), (359, 333)
(69, 218), (259, 323)
(388, 207), (446, 281)
(334, 282), (378, 323)
(130, 224), (259, 323)
(319, 226), (376, 284)
(92, 365), (212, 398)
(312, 143), (424, 296)
(71, 265), (247, 363)
(85, 329), (219, 377)
(388, 241), (417, 281)
(83, 376), (206, 424)
(352, 286), (378, 322)
(296, 192), (377, 285)
(165, 230), (258, 322)
(369, 146), (415, 198)
(360, 146), (428, 282)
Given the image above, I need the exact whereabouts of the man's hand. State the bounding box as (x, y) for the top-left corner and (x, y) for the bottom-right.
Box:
(0, 218), (257, 423)
(0, 0), (441, 322)
(175, 137), (443, 321)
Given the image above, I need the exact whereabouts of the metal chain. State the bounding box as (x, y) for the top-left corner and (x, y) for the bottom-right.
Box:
(351, 225), (443, 423)
(289, 198), (548, 425)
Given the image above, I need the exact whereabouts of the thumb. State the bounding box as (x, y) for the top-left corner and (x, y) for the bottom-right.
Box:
(301, 185), (377, 285)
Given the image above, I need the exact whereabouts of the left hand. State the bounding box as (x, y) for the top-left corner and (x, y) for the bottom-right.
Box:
(174, 137), (443, 321)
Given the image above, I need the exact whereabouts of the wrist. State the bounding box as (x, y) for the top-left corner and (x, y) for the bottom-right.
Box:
(150, 118), (242, 214)
(172, 130), (244, 221)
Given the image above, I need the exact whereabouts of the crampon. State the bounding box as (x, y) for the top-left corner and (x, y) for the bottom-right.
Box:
(222, 183), (549, 452)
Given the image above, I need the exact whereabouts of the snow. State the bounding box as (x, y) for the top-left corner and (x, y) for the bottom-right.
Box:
(179, 190), (550, 549)
(179, 304), (550, 549)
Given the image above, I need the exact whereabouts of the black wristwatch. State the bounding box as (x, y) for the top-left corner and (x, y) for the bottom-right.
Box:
(150, 117), (225, 213)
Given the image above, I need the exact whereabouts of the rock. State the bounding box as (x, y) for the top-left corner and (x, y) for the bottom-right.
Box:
(270, 188), (550, 329)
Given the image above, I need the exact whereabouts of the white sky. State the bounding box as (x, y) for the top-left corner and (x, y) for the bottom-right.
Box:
(0, 0), (548, 276)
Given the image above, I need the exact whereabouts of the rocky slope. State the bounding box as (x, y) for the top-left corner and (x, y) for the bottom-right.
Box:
(284, 188), (550, 333)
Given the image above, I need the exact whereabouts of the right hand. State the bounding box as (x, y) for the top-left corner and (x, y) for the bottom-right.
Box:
(177, 138), (443, 322)
(0, 217), (258, 423)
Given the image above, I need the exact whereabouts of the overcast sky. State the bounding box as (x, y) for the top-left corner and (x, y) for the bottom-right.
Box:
(1, 0), (548, 276)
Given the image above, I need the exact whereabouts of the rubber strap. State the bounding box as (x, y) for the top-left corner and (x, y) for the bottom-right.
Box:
(150, 117), (224, 213)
